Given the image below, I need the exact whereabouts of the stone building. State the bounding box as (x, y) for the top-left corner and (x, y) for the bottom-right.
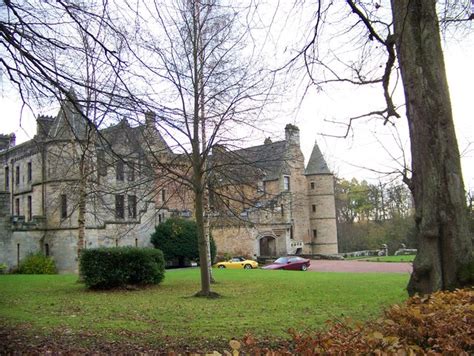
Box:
(0, 95), (161, 272)
(161, 124), (339, 258)
(0, 95), (338, 272)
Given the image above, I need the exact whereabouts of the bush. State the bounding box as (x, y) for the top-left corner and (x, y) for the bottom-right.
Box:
(0, 263), (8, 274)
(150, 218), (216, 266)
(79, 247), (165, 289)
(16, 252), (57, 274)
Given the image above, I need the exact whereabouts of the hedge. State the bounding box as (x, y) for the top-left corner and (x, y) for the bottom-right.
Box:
(79, 247), (165, 289)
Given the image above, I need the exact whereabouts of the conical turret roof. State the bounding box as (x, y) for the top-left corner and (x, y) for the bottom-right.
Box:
(305, 141), (331, 175)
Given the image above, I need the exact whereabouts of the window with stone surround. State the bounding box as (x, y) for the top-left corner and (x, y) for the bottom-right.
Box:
(15, 166), (19, 185)
(283, 176), (290, 191)
(27, 162), (32, 182)
(27, 195), (32, 221)
(312, 229), (317, 239)
(4, 166), (9, 189)
(97, 150), (107, 176)
(312, 204), (316, 213)
(128, 195), (137, 218)
(127, 162), (135, 181)
(60, 194), (67, 219)
(310, 182), (315, 190)
(116, 161), (124, 181)
(115, 194), (124, 219)
(15, 198), (19, 216)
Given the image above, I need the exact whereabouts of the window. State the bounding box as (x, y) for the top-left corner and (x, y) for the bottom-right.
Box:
(312, 204), (316, 213)
(128, 195), (137, 219)
(44, 243), (50, 257)
(116, 161), (124, 181)
(97, 150), (107, 176)
(27, 162), (32, 182)
(5, 167), (9, 189)
(17, 243), (20, 266)
(60, 194), (67, 219)
(15, 166), (19, 185)
(310, 182), (315, 190)
(283, 176), (290, 191)
(115, 194), (124, 219)
(280, 204), (284, 217)
(161, 189), (166, 203)
(15, 198), (20, 216)
(27, 196), (32, 221)
(312, 229), (318, 239)
(127, 162), (135, 181)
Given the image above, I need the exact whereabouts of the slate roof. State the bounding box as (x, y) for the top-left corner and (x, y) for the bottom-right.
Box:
(210, 140), (289, 185)
(305, 141), (331, 175)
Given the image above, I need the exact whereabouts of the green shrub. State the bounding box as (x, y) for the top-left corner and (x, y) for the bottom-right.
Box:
(0, 263), (7, 274)
(79, 247), (165, 289)
(16, 253), (57, 274)
(151, 218), (216, 266)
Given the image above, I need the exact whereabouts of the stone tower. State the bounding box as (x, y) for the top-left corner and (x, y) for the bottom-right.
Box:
(305, 142), (338, 254)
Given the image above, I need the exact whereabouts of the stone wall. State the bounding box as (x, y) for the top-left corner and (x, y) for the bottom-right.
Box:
(211, 224), (257, 257)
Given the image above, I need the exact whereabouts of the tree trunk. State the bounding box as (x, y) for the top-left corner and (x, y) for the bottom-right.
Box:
(77, 168), (86, 261)
(193, 180), (215, 297)
(391, 0), (472, 295)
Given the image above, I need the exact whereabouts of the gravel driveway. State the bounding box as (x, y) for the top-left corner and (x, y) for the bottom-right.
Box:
(308, 259), (412, 274)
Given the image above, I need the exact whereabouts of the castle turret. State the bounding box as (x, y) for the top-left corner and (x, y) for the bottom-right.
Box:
(305, 141), (338, 254)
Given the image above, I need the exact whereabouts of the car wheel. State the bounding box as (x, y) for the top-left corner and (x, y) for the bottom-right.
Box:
(244, 264), (252, 269)
(218, 265), (226, 269)
(301, 264), (308, 271)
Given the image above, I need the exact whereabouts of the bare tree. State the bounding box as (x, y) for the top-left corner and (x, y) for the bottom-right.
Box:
(1, 1), (161, 270)
(121, 0), (275, 297)
(291, 0), (473, 295)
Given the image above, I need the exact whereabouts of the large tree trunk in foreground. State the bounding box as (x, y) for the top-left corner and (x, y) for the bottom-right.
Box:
(391, 0), (472, 295)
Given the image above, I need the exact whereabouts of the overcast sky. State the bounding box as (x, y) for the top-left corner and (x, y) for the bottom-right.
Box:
(1, 3), (473, 192)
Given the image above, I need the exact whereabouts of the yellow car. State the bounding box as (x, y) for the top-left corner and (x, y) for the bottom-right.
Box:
(214, 257), (258, 269)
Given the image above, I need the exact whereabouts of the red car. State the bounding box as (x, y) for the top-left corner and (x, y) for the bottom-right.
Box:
(262, 256), (311, 271)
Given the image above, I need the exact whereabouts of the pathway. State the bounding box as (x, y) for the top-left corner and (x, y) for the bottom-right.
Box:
(308, 259), (412, 274)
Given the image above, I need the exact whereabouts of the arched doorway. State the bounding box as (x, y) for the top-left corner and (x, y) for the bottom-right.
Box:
(259, 236), (276, 256)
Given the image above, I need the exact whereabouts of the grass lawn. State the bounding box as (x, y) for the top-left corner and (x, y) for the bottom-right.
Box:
(347, 255), (416, 263)
(0, 269), (409, 349)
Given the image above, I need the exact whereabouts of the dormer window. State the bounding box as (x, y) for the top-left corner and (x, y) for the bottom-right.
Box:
(283, 176), (290, 191)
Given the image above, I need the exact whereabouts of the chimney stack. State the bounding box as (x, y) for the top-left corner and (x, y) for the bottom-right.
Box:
(145, 111), (156, 129)
(36, 115), (54, 138)
(285, 124), (300, 146)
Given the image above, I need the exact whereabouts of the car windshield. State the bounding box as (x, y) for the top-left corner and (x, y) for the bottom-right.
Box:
(274, 257), (288, 264)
